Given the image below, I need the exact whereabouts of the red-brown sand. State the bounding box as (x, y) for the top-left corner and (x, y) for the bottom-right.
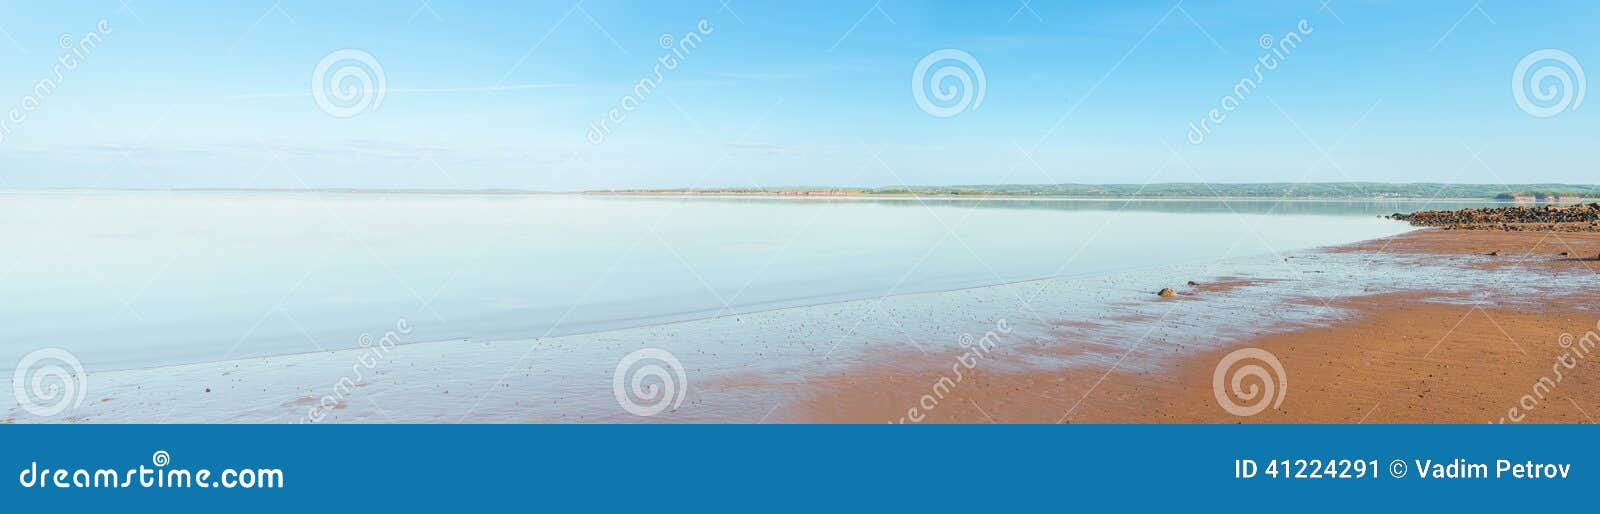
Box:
(788, 230), (1600, 423)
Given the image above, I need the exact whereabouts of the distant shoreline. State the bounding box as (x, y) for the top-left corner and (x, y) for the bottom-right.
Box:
(1, 187), (1590, 203)
(582, 183), (1600, 202)
(581, 190), (1569, 203)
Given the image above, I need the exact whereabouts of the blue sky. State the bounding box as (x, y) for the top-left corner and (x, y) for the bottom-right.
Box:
(0, 0), (1594, 190)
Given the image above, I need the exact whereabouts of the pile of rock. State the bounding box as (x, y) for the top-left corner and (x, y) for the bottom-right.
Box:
(1388, 203), (1600, 231)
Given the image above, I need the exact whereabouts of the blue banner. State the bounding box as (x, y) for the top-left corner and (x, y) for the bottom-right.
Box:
(2, 425), (1593, 511)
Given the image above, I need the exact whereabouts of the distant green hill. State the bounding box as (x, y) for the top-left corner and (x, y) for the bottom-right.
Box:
(593, 183), (1600, 200)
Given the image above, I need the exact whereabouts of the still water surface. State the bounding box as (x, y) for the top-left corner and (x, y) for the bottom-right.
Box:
(0, 191), (1499, 370)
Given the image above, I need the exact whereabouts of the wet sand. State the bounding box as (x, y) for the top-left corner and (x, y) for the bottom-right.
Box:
(794, 230), (1600, 424)
(14, 229), (1600, 424)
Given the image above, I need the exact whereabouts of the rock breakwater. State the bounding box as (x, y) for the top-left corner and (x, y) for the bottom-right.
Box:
(1389, 203), (1600, 231)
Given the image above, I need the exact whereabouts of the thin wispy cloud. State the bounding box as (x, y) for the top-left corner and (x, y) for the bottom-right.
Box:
(220, 82), (576, 101)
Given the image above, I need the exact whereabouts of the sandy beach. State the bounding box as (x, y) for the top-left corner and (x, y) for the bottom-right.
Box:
(9, 227), (1600, 424)
(797, 229), (1600, 424)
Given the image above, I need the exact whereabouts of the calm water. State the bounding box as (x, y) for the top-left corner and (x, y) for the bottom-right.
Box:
(0, 191), (1500, 371)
